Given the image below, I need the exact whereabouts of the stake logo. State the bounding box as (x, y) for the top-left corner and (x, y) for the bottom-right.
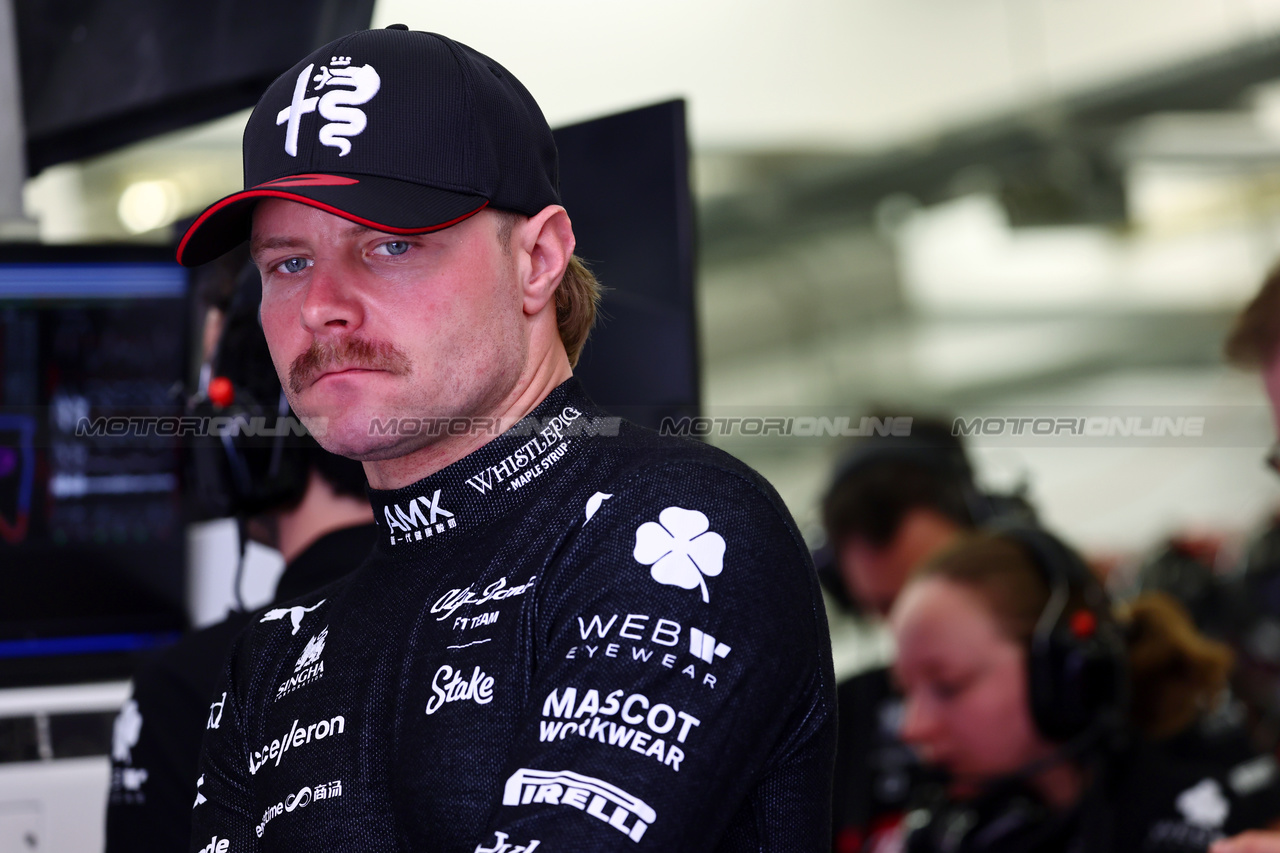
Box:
(502, 768), (655, 842)
(276, 58), (381, 157)
(384, 489), (456, 545)
(109, 700), (148, 804)
(116, 767), (148, 792)
(425, 665), (495, 715)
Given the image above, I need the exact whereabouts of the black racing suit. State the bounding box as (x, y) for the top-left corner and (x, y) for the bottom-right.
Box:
(191, 379), (837, 851)
(902, 740), (1280, 853)
(107, 524), (379, 852)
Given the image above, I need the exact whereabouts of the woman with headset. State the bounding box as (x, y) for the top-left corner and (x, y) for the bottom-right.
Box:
(887, 528), (1280, 853)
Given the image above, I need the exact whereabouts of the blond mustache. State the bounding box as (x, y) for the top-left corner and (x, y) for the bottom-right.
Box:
(289, 337), (412, 395)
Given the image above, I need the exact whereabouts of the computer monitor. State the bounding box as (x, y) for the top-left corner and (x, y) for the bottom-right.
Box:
(0, 245), (189, 686)
(15, 0), (376, 173)
(554, 100), (700, 428)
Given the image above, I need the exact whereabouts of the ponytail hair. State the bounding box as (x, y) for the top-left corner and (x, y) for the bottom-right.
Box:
(1121, 592), (1233, 739)
(912, 532), (1233, 740)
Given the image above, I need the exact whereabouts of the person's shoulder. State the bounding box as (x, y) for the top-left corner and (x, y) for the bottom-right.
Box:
(542, 417), (826, 656)
(587, 419), (793, 518)
(134, 611), (255, 703)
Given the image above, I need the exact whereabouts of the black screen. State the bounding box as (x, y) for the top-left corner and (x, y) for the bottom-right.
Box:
(0, 246), (189, 686)
(554, 100), (700, 429)
(15, 0), (376, 173)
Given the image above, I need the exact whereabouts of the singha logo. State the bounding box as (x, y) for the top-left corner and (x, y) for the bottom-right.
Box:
(296, 627), (328, 672)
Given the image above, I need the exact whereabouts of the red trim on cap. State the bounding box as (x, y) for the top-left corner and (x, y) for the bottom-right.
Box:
(259, 174), (361, 187)
(175, 190), (489, 266)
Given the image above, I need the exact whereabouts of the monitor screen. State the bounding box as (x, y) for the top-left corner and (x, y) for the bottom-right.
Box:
(0, 245), (189, 686)
(554, 100), (700, 429)
(15, 0), (376, 173)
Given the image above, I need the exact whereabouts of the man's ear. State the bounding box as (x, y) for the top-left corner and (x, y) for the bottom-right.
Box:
(514, 205), (575, 316)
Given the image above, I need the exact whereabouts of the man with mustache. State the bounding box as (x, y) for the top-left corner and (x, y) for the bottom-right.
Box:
(176, 26), (835, 851)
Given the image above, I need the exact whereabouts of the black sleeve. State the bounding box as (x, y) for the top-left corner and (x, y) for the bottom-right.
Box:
(475, 460), (837, 850)
(188, 633), (262, 853)
(106, 616), (249, 853)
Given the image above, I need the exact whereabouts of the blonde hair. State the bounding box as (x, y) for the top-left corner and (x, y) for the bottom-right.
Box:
(914, 532), (1233, 740)
(494, 210), (601, 367)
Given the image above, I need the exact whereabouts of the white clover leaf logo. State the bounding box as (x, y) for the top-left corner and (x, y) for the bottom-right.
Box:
(633, 506), (725, 602)
(1176, 778), (1229, 829)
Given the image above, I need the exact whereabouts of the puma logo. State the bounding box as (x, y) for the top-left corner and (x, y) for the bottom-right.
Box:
(260, 600), (326, 635)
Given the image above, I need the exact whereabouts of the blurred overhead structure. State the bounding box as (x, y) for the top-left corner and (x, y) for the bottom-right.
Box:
(691, 29), (1280, 551)
(701, 30), (1280, 254)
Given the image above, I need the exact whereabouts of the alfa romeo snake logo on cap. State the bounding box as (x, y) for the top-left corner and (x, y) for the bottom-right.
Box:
(275, 57), (382, 157)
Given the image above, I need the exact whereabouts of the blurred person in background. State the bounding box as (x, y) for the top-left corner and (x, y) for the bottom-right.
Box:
(1223, 274), (1280, 750)
(1224, 524), (1280, 749)
(105, 252), (377, 852)
(1128, 538), (1266, 762)
(1225, 263), (1280, 432)
(1199, 265), (1280, 853)
(820, 418), (1033, 852)
(1133, 537), (1232, 640)
(891, 528), (1280, 853)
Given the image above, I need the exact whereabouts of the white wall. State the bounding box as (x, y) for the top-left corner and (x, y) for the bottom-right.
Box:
(372, 0), (1280, 150)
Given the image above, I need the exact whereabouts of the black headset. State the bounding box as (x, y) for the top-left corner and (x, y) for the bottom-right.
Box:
(901, 524), (1128, 853)
(186, 263), (311, 522)
(993, 523), (1128, 744)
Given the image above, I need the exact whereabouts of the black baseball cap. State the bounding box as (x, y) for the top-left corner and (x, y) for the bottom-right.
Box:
(176, 26), (560, 267)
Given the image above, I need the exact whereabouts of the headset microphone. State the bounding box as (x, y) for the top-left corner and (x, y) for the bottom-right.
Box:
(902, 738), (1098, 853)
(185, 263), (312, 609)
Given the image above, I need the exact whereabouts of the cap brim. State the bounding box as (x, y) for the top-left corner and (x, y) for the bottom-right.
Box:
(176, 173), (489, 267)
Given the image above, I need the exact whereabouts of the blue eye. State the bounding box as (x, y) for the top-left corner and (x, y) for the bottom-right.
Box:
(381, 241), (411, 256)
(276, 257), (311, 274)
